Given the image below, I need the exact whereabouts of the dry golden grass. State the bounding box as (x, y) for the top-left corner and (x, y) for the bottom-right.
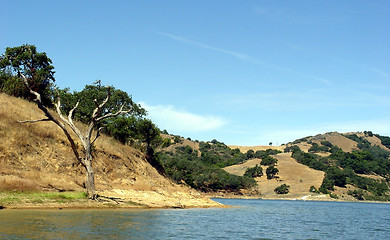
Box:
(228, 145), (284, 153)
(0, 93), (220, 208)
(224, 152), (325, 199)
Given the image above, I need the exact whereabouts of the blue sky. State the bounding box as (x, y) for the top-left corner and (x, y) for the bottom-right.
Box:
(1, 0), (390, 146)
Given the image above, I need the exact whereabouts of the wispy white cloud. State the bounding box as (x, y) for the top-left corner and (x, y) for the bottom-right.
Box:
(140, 102), (227, 133)
(154, 31), (330, 84)
(214, 86), (390, 112)
(154, 31), (257, 63)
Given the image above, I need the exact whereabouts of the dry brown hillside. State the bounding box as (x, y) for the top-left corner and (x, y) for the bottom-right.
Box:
(0, 93), (220, 208)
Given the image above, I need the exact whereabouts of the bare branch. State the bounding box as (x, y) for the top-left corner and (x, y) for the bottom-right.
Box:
(96, 105), (133, 122)
(19, 72), (41, 102)
(91, 89), (111, 120)
(55, 94), (84, 141)
(18, 118), (51, 124)
(67, 101), (80, 129)
(91, 127), (104, 145)
(19, 77), (83, 167)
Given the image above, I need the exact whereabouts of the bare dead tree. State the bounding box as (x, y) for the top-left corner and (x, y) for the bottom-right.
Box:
(19, 73), (132, 199)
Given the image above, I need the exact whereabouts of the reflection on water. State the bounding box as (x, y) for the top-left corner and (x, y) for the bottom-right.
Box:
(1, 199), (390, 239)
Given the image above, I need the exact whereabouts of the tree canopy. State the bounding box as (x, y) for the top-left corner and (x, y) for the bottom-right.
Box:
(0, 44), (55, 105)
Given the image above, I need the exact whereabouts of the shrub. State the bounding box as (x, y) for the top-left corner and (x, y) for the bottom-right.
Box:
(347, 189), (365, 200)
(329, 193), (339, 199)
(320, 140), (333, 148)
(309, 142), (330, 153)
(274, 184), (290, 194)
(309, 143), (320, 153)
(174, 136), (183, 144)
(364, 131), (373, 137)
(284, 145), (300, 153)
(260, 155), (278, 166)
(320, 177), (334, 192)
(161, 138), (172, 148)
(266, 166), (279, 179)
(309, 186), (320, 193)
(375, 134), (390, 149)
(244, 164), (263, 178)
(246, 149), (255, 159)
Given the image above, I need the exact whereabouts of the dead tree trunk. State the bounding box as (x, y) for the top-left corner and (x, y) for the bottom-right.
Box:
(19, 73), (131, 200)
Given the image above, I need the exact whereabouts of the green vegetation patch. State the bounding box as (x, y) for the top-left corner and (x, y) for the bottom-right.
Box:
(157, 141), (257, 192)
(260, 155), (278, 166)
(274, 184), (290, 194)
(0, 191), (88, 205)
(288, 142), (390, 201)
(244, 165), (263, 178)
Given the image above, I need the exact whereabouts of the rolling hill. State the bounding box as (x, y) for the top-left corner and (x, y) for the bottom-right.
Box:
(0, 93), (220, 208)
(224, 132), (390, 201)
(1, 93), (389, 206)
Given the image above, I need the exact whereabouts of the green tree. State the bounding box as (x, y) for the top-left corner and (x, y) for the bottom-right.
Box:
(261, 155), (278, 166)
(266, 166), (279, 179)
(19, 76), (132, 199)
(58, 84), (145, 124)
(274, 184), (290, 194)
(0, 44), (55, 105)
(244, 164), (263, 178)
(106, 116), (139, 144)
(246, 149), (255, 159)
(326, 167), (346, 187)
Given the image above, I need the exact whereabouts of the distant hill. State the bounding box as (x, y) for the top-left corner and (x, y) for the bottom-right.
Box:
(224, 132), (390, 201)
(0, 93), (219, 208)
(158, 131), (390, 201)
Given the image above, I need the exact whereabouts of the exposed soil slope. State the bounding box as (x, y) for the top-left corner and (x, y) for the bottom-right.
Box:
(0, 93), (220, 208)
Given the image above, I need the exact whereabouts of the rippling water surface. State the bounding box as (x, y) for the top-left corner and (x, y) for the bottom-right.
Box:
(1, 199), (389, 239)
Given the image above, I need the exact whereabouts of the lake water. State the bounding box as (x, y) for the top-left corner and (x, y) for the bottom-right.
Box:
(1, 199), (389, 240)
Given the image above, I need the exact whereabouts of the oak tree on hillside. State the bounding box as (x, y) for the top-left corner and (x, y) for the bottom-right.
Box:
(0, 44), (55, 105)
(9, 44), (132, 199)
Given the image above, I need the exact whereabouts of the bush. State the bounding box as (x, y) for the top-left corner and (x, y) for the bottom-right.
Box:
(320, 177), (334, 192)
(309, 142), (330, 153)
(309, 186), (320, 193)
(260, 155), (278, 166)
(157, 141), (258, 192)
(274, 184), (290, 194)
(364, 131), (373, 137)
(161, 138), (172, 148)
(347, 189), (365, 200)
(329, 193), (339, 199)
(244, 164), (263, 178)
(308, 143), (320, 153)
(320, 140), (333, 148)
(284, 145), (300, 153)
(174, 136), (183, 144)
(375, 134), (390, 149)
(266, 166), (279, 179)
(246, 149), (255, 159)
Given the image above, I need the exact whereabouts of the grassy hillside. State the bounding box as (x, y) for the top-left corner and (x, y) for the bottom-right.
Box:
(284, 132), (390, 201)
(0, 93), (220, 208)
(2, 93), (389, 204)
(159, 131), (390, 201)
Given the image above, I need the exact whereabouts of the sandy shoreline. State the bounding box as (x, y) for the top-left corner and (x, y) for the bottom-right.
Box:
(3, 194), (388, 211)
